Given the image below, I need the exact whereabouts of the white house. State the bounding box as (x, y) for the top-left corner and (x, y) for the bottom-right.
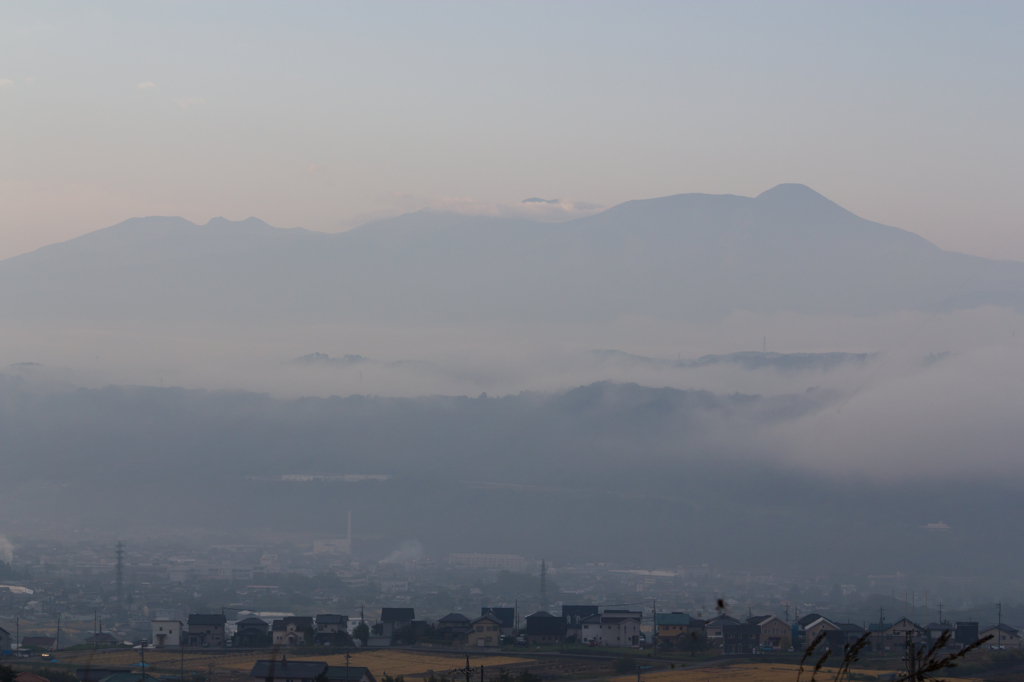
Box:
(580, 613), (642, 647)
(151, 619), (183, 647)
(981, 624), (1022, 649)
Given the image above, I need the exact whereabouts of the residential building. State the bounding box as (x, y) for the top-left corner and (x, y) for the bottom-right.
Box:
(466, 613), (503, 647)
(525, 611), (564, 644)
(187, 614), (227, 647)
(93, 674), (145, 682)
(481, 607), (516, 636)
(21, 636), (57, 651)
(315, 614), (349, 646)
(890, 618), (925, 650)
(955, 622), (979, 648)
(924, 623), (953, 647)
(76, 670), (130, 682)
(438, 613), (471, 634)
(750, 615), (790, 650)
(837, 623), (866, 647)
(722, 623), (761, 654)
(236, 618), (271, 648)
(272, 616), (314, 646)
(795, 613), (825, 647)
(579, 612), (641, 647)
(249, 659), (327, 682)
(655, 612), (691, 645)
(326, 667), (377, 682)
(448, 554), (528, 571)
(380, 608), (415, 640)
(804, 616), (840, 644)
(705, 615), (740, 648)
(981, 624), (1021, 649)
(84, 632), (119, 648)
(151, 619), (182, 647)
(0, 627), (10, 651)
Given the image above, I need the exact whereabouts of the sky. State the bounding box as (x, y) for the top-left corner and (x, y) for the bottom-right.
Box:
(1, 1), (1022, 262)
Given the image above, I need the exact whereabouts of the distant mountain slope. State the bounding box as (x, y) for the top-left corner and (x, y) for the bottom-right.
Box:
(591, 349), (875, 372)
(3, 184), (1023, 325)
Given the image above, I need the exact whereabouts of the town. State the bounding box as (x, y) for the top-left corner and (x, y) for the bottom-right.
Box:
(2, 536), (1024, 663)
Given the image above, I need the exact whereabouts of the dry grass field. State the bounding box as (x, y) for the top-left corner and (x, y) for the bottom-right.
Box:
(610, 664), (975, 682)
(56, 649), (534, 679)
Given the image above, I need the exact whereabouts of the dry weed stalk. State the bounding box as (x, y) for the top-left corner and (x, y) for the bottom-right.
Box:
(797, 628), (994, 682)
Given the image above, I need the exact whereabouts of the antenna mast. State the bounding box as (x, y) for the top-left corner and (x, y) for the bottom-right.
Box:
(116, 541), (125, 608)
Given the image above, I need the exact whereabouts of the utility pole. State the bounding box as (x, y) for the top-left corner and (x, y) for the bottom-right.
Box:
(140, 640), (147, 682)
(16, 617), (19, 655)
(180, 640), (185, 682)
(905, 632), (917, 678)
(540, 560), (548, 612)
(938, 603), (944, 624)
(785, 604), (789, 623)
(116, 541), (125, 609)
(998, 603), (1002, 646)
(653, 598), (657, 650)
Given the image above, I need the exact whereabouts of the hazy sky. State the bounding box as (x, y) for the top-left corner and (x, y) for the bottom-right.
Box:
(1, 1), (1022, 261)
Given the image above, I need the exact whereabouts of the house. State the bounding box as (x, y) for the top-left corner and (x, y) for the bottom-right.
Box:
(326, 667), (377, 682)
(923, 623), (953, 647)
(794, 613), (824, 647)
(76, 670), (130, 682)
(21, 636), (57, 651)
(655, 612), (691, 645)
(249, 658), (328, 682)
(704, 615), (740, 648)
(437, 613), (471, 634)
(272, 616), (315, 646)
(580, 612), (642, 647)
(0, 626), (10, 651)
(563, 605), (600, 643)
(379, 608), (415, 639)
(83, 632), (119, 648)
(481, 607), (516, 636)
(315, 614), (349, 646)
(981, 624), (1021, 649)
(17, 673), (53, 682)
(890, 618), (925, 649)
(722, 623), (761, 654)
(187, 614), (227, 647)
(151, 619), (182, 647)
(235, 617), (270, 648)
(525, 611), (565, 644)
(955, 622), (979, 648)
(94, 674), (146, 682)
(837, 623), (866, 646)
(804, 616), (840, 644)
(749, 615), (789, 650)
(466, 613), (503, 647)
(95, 674), (146, 682)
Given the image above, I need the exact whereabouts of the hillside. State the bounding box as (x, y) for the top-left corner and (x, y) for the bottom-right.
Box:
(3, 184), (1023, 326)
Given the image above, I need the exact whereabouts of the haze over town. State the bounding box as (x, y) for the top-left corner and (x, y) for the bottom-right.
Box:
(2, 3), (1024, 679)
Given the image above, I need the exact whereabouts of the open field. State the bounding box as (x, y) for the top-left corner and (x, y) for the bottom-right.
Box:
(55, 649), (535, 679)
(609, 664), (975, 682)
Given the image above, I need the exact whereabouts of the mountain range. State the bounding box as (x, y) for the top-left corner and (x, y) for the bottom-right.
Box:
(3, 183), (1023, 326)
